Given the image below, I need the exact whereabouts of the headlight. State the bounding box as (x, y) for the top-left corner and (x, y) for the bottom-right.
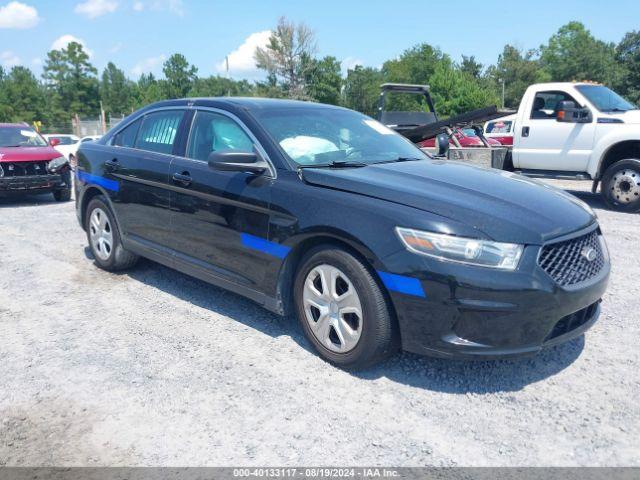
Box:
(396, 227), (524, 270)
(47, 156), (69, 173)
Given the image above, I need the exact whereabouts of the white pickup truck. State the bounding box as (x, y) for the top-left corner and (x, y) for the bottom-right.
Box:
(503, 82), (640, 212)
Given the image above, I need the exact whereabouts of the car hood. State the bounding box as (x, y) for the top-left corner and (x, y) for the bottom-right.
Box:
(300, 160), (595, 245)
(0, 146), (62, 162)
(602, 110), (640, 124)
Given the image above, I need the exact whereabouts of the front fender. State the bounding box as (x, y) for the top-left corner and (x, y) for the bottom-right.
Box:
(588, 126), (640, 178)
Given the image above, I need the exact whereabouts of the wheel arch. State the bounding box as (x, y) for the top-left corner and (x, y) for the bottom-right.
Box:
(275, 229), (397, 322)
(595, 139), (640, 180)
(79, 185), (116, 231)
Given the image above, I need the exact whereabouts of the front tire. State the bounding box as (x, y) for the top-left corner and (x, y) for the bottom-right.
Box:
(53, 188), (71, 202)
(53, 170), (72, 202)
(85, 195), (138, 271)
(601, 159), (640, 212)
(293, 246), (398, 369)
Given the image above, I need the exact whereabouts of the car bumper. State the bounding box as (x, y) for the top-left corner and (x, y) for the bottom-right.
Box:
(0, 174), (65, 194)
(381, 232), (610, 360)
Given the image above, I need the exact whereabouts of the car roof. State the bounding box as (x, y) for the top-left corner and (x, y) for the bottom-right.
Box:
(142, 97), (348, 114)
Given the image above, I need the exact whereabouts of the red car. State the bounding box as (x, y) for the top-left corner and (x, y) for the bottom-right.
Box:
(418, 127), (502, 149)
(0, 123), (72, 201)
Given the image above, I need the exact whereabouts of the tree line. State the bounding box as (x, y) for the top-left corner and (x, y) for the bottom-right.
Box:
(0, 18), (638, 131)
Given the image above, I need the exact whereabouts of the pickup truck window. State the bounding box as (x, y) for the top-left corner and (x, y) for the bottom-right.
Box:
(530, 91), (579, 120)
(575, 85), (636, 113)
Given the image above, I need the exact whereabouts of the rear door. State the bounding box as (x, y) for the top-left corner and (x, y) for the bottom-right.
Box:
(108, 108), (188, 251)
(513, 90), (596, 171)
(167, 108), (274, 290)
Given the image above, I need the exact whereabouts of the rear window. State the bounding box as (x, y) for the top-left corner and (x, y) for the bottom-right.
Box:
(135, 110), (184, 155)
(56, 136), (78, 145)
(486, 121), (512, 133)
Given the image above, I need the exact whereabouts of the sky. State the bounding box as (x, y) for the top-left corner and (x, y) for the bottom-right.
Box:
(0, 0), (639, 81)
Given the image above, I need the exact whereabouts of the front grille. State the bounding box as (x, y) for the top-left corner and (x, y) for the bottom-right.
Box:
(0, 160), (50, 178)
(538, 230), (606, 287)
(545, 302), (599, 342)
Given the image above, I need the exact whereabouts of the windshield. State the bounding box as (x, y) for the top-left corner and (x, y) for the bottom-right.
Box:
(0, 126), (48, 147)
(253, 107), (428, 166)
(576, 85), (637, 112)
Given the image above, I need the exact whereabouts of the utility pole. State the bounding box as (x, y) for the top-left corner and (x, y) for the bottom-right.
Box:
(100, 101), (107, 134)
(500, 78), (506, 109)
(225, 55), (231, 97)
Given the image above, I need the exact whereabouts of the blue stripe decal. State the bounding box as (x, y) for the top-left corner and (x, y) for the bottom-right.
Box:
(77, 170), (119, 192)
(241, 233), (291, 259)
(377, 271), (426, 298)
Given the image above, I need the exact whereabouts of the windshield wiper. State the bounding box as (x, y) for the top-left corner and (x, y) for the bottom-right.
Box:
(373, 156), (424, 165)
(1, 144), (23, 148)
(299, 160), (369, 169)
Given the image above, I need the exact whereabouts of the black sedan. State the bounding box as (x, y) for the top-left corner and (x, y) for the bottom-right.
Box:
(74, 98), (610, 368)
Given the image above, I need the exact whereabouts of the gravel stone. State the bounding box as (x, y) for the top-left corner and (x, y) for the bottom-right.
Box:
(0, 179), (638, 466)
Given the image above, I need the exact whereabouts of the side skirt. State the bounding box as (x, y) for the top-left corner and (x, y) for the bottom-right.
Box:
(123, 235), (285, 316)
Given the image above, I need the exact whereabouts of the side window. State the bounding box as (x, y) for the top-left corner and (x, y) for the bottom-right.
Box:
(530, 91), (579, 120)
(113, 118), (142, 148)
(186, 111), (254, 162)
(135, 110), (185, 155)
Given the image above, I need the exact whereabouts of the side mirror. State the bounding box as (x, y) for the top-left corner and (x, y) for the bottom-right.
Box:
(556, 101), (592, 123)
(436, 133), (450, 157)
(208, 150), (269, 174)
(49, 138), (60, 147)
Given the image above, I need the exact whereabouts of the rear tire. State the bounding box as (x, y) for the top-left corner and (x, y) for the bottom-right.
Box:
(601, 159), (640, 212)
(293, 246), (398, 369)
(85, 195), (138, 271)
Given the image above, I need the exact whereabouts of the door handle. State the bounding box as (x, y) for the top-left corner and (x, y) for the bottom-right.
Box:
(105, 158), (119, 171)
(522, 126), (530, 137)
(172, 171), (192, 186)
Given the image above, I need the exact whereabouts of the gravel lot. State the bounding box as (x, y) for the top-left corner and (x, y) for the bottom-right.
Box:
(0, 180), (638, 467)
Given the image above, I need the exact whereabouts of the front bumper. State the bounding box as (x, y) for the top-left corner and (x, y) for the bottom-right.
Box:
(0, 173), (65, 194)
(382, 227), (610, 359)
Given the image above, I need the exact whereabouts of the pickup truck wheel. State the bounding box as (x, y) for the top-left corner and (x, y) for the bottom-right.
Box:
(601, 159), (640, 212)
(293, 246), (398, 369)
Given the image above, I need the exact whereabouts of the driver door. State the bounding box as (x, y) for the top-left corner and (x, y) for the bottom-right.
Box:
(514, 90), (596, 172)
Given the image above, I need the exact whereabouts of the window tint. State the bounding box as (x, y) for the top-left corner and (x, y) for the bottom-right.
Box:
(530, 91), (579, 120)
(186, 111), (254, 161)
(113, 118), (141, 148)
(135, 110), (184, 154)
